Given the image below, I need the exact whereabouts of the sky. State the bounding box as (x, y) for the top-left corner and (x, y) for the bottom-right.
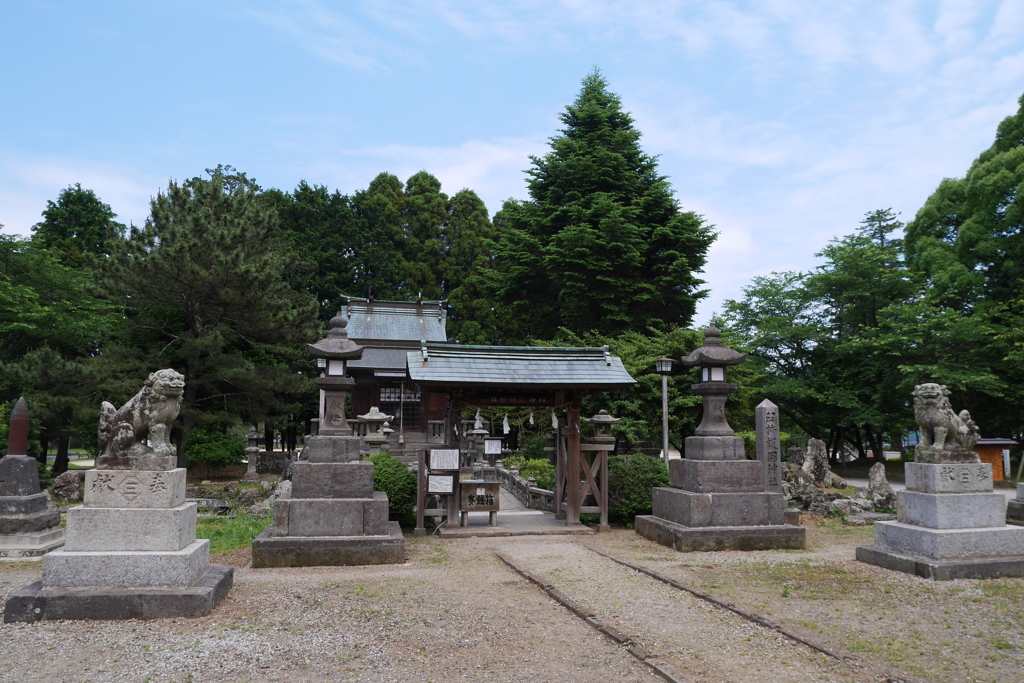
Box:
(2, 1), (1023, 324)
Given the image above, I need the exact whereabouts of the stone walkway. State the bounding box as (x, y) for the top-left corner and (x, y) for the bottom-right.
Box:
(439, 483), (593, 537)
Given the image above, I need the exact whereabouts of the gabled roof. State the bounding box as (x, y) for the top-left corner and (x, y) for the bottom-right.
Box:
(347, 348), (409, 371)
(406, 343), (636, 390)
(346, 298), (447, 343)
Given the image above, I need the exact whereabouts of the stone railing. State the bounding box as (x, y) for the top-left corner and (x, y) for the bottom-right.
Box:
(472, 464), (556, 512)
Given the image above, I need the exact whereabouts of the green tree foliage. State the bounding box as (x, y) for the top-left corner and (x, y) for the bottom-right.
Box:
(100, 166), (320, 449)
(492, 71), (715, 341)
(0, 233), (118, 472)
(725, 208), (1009, 459)
(31, 184), (124, 266)
(368, 451), (417, 526)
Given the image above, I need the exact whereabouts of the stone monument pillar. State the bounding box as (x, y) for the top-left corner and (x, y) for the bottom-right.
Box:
(0, 398), (64, 559)
(857, 383), (1024, 579)
(250, 308), (404, 567)
(4, 370), (232, 623)
(635, 325), (806, 551)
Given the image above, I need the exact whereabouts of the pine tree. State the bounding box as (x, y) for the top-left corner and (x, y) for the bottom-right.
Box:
(492, 70), (715, 340)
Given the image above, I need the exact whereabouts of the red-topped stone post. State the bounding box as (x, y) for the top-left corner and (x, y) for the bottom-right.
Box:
(0, 398), (64, 562)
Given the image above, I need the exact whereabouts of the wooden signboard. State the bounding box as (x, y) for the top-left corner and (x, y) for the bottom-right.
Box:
(429, 449), (459, 471)
(460, 481), (500, 512)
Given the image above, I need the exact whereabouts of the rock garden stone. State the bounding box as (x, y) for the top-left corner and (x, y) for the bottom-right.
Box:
(50, 469), (85, 503)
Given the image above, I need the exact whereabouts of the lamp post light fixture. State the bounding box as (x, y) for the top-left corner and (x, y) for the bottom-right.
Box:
(655, 357), (675, 462)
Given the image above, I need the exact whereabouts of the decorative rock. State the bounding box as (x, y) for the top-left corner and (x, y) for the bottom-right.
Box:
(802, 438), (831, 486)
(868, 462), (895, 508)
(50, 470), (85, 503)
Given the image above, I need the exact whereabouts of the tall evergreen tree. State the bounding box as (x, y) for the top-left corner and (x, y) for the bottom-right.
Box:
(492, 70), (715, 341)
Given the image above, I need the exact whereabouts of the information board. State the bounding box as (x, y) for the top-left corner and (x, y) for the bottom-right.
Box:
(484, 439), (502, 456)
(427, 474), (454, 494)
(429, 449), (459, 470)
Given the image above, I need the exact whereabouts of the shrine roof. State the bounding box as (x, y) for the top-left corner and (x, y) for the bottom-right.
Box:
(345, 298), (447, 343)
(406, 343), (635, 390)
(347, 348), (409, 371)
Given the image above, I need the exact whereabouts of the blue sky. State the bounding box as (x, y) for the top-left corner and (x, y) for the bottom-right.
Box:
(2, 1), (1023, 323)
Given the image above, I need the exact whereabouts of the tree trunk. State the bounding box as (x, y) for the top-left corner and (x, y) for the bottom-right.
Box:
(52, 433), (71, 475)
(851, 425), (867, 460)
(264, 425), (274, 453)
(834, 426), (847, 469)
(37, 428), (49, 466)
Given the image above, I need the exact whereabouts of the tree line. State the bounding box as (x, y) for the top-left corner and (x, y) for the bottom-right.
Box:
(0, 71), (716, 472)
(723, 92), (1024, 460)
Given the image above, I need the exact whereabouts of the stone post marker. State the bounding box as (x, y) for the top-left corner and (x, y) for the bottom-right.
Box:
(4, 371), (233, 623)
(250, 305), (404, 568)
(755, 399), (783, 495)
(635, 325), (805, 552)
(0, 397), (64, 558)
(857, 383), (1024, 580)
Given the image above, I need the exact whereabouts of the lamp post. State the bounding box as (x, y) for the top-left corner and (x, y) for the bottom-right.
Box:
(655, 358), (674, 462)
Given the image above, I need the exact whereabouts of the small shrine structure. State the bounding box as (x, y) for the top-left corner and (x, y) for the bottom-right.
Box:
(405, 343), (635, 532)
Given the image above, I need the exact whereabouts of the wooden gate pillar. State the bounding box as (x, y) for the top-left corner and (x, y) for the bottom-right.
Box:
(565, 398), (582, 526)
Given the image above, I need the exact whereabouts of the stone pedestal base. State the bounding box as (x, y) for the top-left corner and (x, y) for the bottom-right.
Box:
(43, 539), (211, 588)
(0, 528), (65, 558)
(1008, 500), (1024, 526)
(635, 515), (806, 552)
(858, 463), (1024, 579)
(652, 487), (786, 527)
(251, 522), (405, 567)
(855, 545), (1024, 580)
(3, 566), (233, 623)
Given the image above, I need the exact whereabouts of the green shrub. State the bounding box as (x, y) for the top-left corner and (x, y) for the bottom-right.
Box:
(607, 453), (669, 525)
(368, 451), (417, 527)
(184, 428), (245, 468)
(502, 455), (527, 470)
(518, 458), (556, 490)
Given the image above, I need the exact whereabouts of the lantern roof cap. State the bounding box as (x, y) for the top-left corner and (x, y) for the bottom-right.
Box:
(308, 308), (365, 360)
(586, 409), (621, 425)
(680, 324), (747, 367)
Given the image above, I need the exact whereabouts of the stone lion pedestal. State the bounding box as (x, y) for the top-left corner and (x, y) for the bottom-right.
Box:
(4, 371), (232, 623)
(635, 326), (805, 552)
(250, 308), (404, 568)
(857, 383), (1024, 580)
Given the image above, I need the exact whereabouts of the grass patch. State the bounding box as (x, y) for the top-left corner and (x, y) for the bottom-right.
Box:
(196, 511), (272, 553)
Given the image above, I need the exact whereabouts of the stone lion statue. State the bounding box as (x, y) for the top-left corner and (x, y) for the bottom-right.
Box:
(913, 383), (980, 463)
(97, 369), (185, 470)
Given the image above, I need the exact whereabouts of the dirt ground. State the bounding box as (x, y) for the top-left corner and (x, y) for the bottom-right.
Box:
(1, 517), (1022, 682)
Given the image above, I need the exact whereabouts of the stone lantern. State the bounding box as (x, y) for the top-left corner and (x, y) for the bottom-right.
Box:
(585, 410), (620, 445)
(308, 309), (364, 436)
(357, 407), (394, 453)
(679, 324), (746, 438)
(241, 427), (261, 481)
(468, 412), (490, 464)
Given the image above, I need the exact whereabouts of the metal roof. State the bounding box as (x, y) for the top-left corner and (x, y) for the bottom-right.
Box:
(347, 348), (410, 371)
(346, 299), (447, 343)
(406, 343), (636, 389)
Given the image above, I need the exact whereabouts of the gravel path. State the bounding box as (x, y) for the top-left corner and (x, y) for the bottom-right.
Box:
(2, 519), (1023, 682)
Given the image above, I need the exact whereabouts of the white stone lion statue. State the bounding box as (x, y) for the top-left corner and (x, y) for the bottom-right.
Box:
(913, 383), (979, 461)
(98, 369), (185, 469)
